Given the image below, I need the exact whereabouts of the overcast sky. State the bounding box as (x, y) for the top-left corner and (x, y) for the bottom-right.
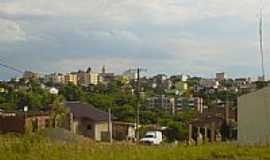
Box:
(0, 0), (269, 80)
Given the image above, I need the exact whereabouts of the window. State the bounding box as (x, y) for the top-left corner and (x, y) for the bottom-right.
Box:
(87, 124), (92, 130)
(45, 119), (50, 128)
(144, 135), (155, 138)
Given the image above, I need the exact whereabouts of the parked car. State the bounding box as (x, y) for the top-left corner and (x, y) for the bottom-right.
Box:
(140, 131), (162, 145)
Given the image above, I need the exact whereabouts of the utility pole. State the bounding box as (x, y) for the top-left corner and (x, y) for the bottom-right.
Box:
(225, 88), (229, 125)
(225, 88), (230, 140)
(108, 108), (113, 143)
(136, 68), (141, 143)
(132, 68), (146, 143)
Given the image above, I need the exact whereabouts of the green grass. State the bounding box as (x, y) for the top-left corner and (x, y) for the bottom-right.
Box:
(0, 134), (270, 160)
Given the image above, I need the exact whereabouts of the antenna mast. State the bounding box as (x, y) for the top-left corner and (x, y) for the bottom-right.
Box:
(259, 8), (266, 81)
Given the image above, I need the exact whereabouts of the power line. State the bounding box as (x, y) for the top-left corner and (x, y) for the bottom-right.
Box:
(0, 62), (24, 74)
(0, 57), (57, 77)
(0, 56), (25, 74)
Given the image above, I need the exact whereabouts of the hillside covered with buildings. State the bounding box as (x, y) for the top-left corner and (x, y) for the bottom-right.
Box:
(0, 67), (268, 143)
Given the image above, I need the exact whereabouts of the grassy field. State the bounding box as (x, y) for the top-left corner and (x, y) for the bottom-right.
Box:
(0, 134), (270, 160)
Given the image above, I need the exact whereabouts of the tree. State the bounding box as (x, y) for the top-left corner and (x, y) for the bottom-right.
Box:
(50, 96), (68, 128)
(26, 92), (43, 110)
(0, 102), (16, 111)
(59, 83), (85, 101)
(113, 104), (135, 122)
(140, 111), (157, 124)
(87, 94), (113, 110)
(175, 110), (197, 125)
(164, 121), (182, 142)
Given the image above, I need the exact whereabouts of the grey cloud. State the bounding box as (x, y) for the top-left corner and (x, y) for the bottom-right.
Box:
(0, 0), (269, 80)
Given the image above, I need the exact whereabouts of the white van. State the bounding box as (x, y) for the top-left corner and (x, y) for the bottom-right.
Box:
(140, 131), (162, 145)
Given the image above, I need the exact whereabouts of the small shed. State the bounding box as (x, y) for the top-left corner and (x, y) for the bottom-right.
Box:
(112, 121), (136, 141)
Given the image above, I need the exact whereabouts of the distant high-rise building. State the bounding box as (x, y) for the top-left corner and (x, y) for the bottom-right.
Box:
(147, 95), (175, 114)
(77, 71), (89, 86)
(23, 71), (39, 80)
(64, 73), (78, 85)
(77, 69), (99, 86)
(175, 97), (204, 113)
(45, 73), (65, 84)
(89, 72), (99, 85)
(216, 72), (225, 81)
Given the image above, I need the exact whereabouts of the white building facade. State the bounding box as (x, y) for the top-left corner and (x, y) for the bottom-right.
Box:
(238, 87), (270, 145)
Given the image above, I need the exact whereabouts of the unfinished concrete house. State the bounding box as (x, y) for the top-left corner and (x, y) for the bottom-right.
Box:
(65, 102), (111, 141)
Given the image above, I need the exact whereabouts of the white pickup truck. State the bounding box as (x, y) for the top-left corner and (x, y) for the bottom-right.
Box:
(140, 131), (162, 145)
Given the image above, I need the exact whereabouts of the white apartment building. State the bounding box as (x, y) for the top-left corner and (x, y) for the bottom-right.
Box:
(64, 73), (78, 85)
(46, 73), (65, 84)
(77, 71), (99, 86)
